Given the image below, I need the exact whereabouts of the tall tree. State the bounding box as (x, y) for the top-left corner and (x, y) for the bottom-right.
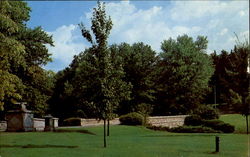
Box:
(156, 35), (214, 115)
(110, 43), (158, 115)
(0, 0), (54, 117)
(208, 40), (249, 134)
(0, 0), (28, 110)
(225, 41), (250, 134)
(78, 2), (130, 147)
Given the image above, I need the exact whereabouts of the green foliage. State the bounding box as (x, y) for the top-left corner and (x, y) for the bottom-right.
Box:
(147, 125), (219, 133)
(156, 35), (214, 115)
(146, 125), (170, 131)
(109, 43), (157, 114)
(170, 125), (221, 133)
(193, 105), (219, 120)
(184, 109), (234, 133)
(119, 112), (144, 125)
(203, 119), (235, 133)
(63, 117), (82, 126)
(0, 1), (28, 109)
(0, 70), (24, 110)
(184, 116), (235, 133)
(0, 0), (54, 117)
(210, 40), (249, 115)
(184, 115), (203, 126)
(136, 103), (153, 124)
(49, 68), (78, 120)
(18, 26), (54, 66)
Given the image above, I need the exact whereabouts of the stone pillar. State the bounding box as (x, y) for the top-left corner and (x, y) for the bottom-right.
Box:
(52, 117), (59, 128)
(44, 115), (59, 131)
(6, 102), (34, 132)
(0, 121), (7, 131)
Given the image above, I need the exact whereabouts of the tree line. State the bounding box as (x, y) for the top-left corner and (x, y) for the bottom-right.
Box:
(1, 1), (249, 126)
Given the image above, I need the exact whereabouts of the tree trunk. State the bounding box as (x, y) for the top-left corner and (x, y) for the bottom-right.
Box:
(246, 115), (249, 134)
(104, 119), (106, 147)
(107, 119), (110, 136)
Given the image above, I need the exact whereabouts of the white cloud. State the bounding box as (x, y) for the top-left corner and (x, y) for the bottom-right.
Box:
(105, 1), (248, 52)
(105, 2), (170, 51)
(218, 28), (228, 36)
(103, 1), (205, 51)
(170, 1), (248, 53)
(45, 1), (249, 71)
(170, 1), (248, 22)
(46, 24), (87, 69)
(239, 10), (246, 16)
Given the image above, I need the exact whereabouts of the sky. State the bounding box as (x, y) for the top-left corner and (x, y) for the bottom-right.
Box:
(27, 0), (249, 72)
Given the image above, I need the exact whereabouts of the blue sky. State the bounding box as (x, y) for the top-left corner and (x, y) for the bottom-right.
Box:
(27, 1), (249, 72)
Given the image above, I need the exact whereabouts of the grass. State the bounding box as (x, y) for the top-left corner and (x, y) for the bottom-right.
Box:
(220, 114), (249, 134)
(1, 125), (249, 157)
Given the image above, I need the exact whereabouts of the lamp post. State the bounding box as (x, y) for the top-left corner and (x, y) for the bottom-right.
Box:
(214, 85), (217, 109)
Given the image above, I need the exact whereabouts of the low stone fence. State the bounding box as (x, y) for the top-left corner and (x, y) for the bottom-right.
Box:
(77, 115), (187, 128)
(80, 118), (120, 126)
(0, 121), (7, 131)
(148, 115), (188, 128)
(33, 118), (45, 131)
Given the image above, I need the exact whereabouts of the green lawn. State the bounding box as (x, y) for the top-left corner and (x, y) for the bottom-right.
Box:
(0, 125), (249, 157)
(220, 114), (249, 134)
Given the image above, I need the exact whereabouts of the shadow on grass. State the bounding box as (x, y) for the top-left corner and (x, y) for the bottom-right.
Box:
(0, 144), (78, 148)
(206, 151), (220, 155)
(54, 129), (96, 135)
(141, 134), (216, 138)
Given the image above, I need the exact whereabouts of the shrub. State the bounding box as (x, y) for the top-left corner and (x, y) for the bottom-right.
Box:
(184, 115), (203, 126)
(219, 123), (235, 133)
(119, 112), (144, 125)
(203, 119), (235, 133)
(63, 117), (81, 126)
(146, 125), (170, 131)
(194, 105), (219, 120)
(170, 126), (221, 133)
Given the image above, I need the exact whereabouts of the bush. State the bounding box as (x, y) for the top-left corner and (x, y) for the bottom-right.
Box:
(219, 123), (235, 133)
(194, 105), (219, 120)
(203, 119), (235, 133)
(170, 126), (221, 133)
(119, 112), (144, 126)
(146, 125), (170, 131)
(184, 115), (203, 126)
(63, 117), (81, 126)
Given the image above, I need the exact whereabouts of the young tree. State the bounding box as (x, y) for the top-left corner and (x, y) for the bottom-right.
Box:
(78, 2), (131, 147)
(156, 35), (214, 115)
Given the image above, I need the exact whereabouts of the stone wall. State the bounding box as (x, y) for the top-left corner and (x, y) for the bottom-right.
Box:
(148, 115), (188, 128)
(78, 116), (187, 128)
(33, 118), (45, 131)
(80, 118), (120, 126)
(0, 121), (7, 131)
